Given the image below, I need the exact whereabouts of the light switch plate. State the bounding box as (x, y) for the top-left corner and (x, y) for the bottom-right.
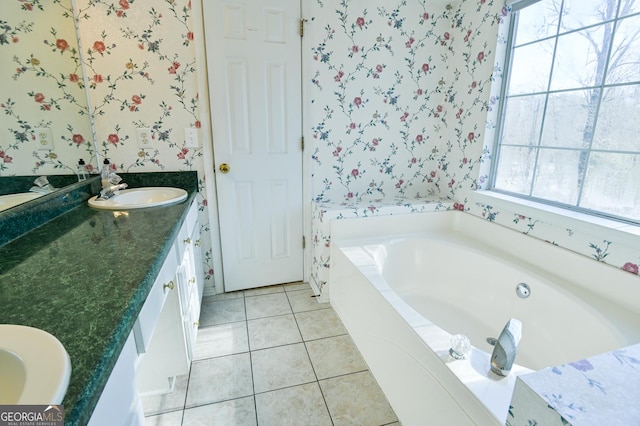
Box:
(136, 128), (153, 149)
(34, 128), (54, 150)
(184, 127), (199, 148)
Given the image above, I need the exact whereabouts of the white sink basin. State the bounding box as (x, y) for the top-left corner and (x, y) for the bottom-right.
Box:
(88, 187), (188, 210)
(0, 192), (44, 212)
(0, 324), (71, 404)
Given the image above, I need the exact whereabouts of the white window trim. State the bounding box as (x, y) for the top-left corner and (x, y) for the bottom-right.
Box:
(488, 0), (640, 229)
(507, 0), (541, 11)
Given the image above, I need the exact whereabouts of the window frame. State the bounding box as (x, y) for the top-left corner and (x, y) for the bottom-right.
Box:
(488, 0), (640, 226)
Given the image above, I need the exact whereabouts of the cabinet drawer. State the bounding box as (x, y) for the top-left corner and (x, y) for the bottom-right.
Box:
(133, 246), (178, 354)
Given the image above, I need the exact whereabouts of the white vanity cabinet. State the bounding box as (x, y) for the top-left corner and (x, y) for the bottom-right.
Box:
(133, 244), (178, 356)
(135, 249), (190, 395)
(88, 332), (144, 426)
(90, 247), (179, 426)
(136, 200), (203, 394)
(89, 200), (203, 425)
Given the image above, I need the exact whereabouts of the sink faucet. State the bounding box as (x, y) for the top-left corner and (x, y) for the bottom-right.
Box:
(97, 171), (127, 200)
(29, 176), (55, 194)
(98, 183), (128, 200)
(490, 318), (522, 377)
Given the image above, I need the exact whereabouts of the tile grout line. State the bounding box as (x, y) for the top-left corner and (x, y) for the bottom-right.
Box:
(178, 363), (192, 425)
(145, 283), (393, 425)
(287, 289), (336, 426)
(242, 291), (260, 426)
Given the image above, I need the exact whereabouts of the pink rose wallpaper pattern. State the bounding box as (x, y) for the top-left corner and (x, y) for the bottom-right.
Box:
(1, 0), (638, 299)
(1, 0), (95, 175)
(306, 0), (638, 295)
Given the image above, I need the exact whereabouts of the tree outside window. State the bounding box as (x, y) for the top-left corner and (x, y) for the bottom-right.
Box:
(492, 0), (640, 223)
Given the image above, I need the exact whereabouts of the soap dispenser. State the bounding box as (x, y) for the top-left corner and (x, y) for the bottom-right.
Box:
(101, 158), (111, 188)
(77, 159), (88, 181)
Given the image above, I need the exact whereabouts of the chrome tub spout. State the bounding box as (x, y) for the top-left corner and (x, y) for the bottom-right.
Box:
(490, 318), (522, 377)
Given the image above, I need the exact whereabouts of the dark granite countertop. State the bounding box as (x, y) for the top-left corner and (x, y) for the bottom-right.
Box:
(0, 172), (198, 426)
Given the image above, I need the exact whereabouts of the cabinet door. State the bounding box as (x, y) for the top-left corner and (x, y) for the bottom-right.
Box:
(185, 284), (201, 359)
(175, 201), (204, 359)
(189, 222), (204, 305)
(136, 266), (190, 395)
(178, 245), (199, 360)
(132, 246), (177, 355)
(89, 333), (144, 426)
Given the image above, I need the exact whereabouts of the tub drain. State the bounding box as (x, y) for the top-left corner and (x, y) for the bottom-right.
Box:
(516, 282), (531, 298)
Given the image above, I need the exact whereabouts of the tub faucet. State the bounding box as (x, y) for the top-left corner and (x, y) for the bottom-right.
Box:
(490, 318), (522, 377)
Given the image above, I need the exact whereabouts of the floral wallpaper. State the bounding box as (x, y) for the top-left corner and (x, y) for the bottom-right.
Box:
(308, 0), (501, 202)
(507, 343), (640, 425)
(0, 1), (96, 176)
(74, 0), (203, 174)
(1, 0), (215, 292)
(71, 0), (215, 290)
(307, 0), (506, 295)
(307, 0), (639, 289)
(3, 0), (638, 297)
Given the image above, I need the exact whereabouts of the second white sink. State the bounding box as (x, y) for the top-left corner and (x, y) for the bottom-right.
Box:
(88, 187), (188, 210)
(0, 324), (71, 405)
(0, 192), (44, 212)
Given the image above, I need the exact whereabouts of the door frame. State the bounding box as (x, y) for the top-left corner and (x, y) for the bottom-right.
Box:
(300, 0), (313, 288)
(192, 0), (224, 295)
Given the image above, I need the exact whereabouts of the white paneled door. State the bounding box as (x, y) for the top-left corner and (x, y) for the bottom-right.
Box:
(204, 0), (303, 291)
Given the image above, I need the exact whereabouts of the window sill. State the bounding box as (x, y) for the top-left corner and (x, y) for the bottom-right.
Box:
(472, 190), (640, 242)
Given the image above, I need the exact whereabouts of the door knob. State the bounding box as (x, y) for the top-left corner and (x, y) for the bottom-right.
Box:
(219, 163), (230, 174)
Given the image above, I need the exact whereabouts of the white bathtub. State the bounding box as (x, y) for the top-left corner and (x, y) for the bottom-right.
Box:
(329, 211), (640, 425)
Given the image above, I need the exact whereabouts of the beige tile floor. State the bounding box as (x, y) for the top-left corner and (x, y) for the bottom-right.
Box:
(142, 282), (400, 426)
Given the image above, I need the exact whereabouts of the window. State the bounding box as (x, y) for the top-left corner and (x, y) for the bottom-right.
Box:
(491, 0), (640, 224)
